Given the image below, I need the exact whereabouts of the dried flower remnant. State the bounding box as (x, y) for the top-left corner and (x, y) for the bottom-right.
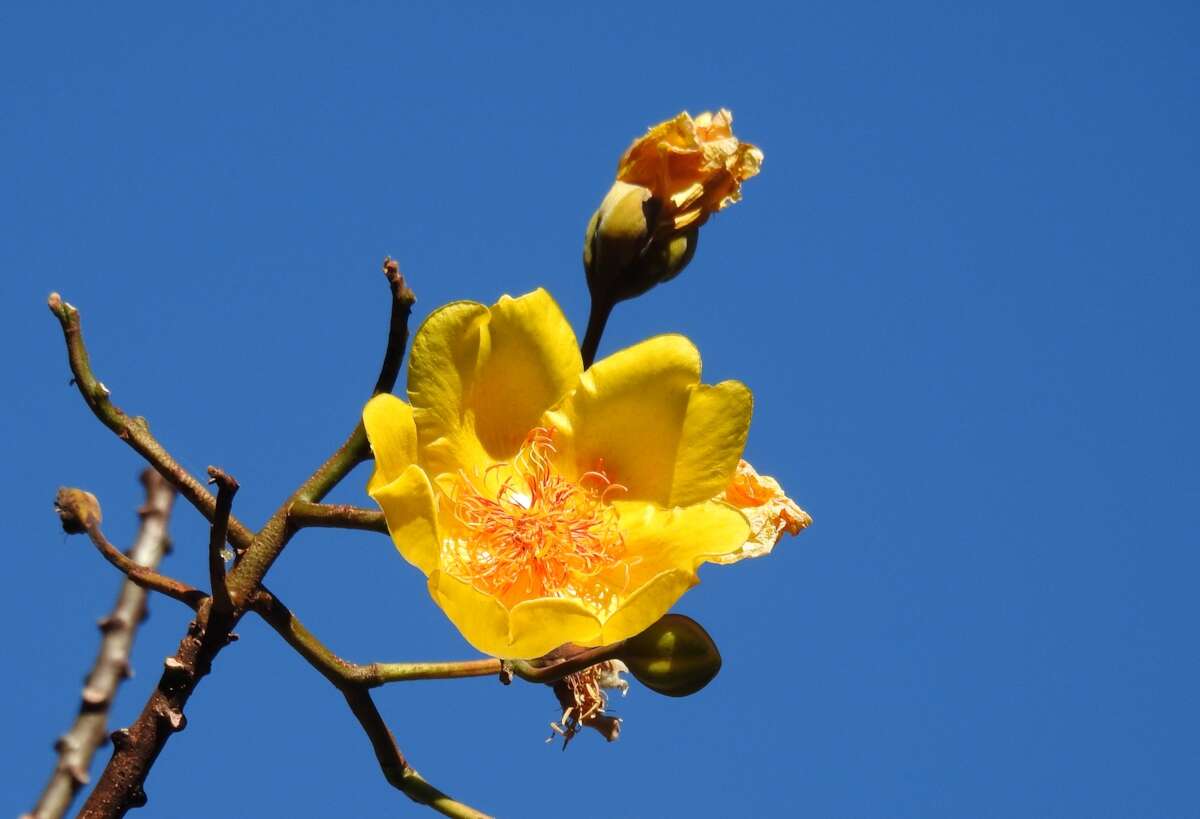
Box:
(716, 459), (811, 563)
(548, 660), (629, 749)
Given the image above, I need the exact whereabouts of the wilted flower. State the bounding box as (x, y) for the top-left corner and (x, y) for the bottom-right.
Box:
(548, 659), (628, 748)
(363, 289), (806, 659)
(584, 109), (763, 306)
(617, 109), (763, 232)
(717, 459), (811, 562)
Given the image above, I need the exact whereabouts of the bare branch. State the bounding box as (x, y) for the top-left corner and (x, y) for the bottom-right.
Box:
(205, 467), (239, 618)
(57, 487), (205, 611)
(80, 264), (421, 814)
(46, 294), (255, 551)
(374, 257), (417, 396)
(287, 501), (387, 534)
(343, 688), (491, 819)
(26, 471), (176, 819)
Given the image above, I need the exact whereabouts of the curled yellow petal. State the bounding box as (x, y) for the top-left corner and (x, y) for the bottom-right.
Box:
(363, 394), (418, 496)
(369, 463), (440, 575)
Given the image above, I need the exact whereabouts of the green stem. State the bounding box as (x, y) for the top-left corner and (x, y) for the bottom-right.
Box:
(581, 294), (614, 369)
(287, 501), (387, 534)
(342, 688), (492, 819)
(84, 522), (206, 611)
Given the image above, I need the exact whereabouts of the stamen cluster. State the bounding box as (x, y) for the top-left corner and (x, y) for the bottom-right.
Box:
(448, 428), (625, 598)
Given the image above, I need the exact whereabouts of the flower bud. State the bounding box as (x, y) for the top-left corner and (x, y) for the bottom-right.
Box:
(583, 109), (761, 306)
(55, 487), (102, 534)
(618, 613), (722, 697)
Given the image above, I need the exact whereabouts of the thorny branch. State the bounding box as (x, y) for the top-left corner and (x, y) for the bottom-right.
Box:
(26, 471), (176, 819)
(62, 260), (485, 817)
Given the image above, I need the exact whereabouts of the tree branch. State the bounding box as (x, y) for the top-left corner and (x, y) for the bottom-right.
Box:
(26, 471), (176, 819)
(46, 293), (255, 552)
(65, 491), (205, 611)
(227, 260), (415, 598)
(343, 688), (491, 819)
(205, 467), (238, 618)
(374, 257), (417, 395)
(251, 588), (503, 688)
(78, 262), (419, 816)
(287, 501), (387, 534)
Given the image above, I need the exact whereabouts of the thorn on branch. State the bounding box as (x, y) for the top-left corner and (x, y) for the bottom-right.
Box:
(110, 728), (133, 751)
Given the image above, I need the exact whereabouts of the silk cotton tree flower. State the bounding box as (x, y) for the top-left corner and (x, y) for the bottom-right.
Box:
(363, 289), (807, 660)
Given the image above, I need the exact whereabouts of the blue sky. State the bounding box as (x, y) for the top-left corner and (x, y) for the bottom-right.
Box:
(4, 2), (1198, 816)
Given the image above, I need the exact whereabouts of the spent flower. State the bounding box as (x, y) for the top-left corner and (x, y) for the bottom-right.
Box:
(585, 109), (763, 305)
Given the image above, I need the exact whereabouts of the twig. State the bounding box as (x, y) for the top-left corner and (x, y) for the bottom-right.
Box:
(251, 587), (503, 688)
(343, 688), (491, 819)
(225, 260), (415, 598)
(374, 257), (417, 395)
(77, 263), (419, 816)
(46, 294), (255, 552)
(25, 471), (176, 819)
(287, 501), (387, 534)
(205, 467), (238, 618)
(76, 504), (205, 611)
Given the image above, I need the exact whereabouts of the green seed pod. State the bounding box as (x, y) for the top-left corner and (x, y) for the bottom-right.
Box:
(617, 613), (722, 697)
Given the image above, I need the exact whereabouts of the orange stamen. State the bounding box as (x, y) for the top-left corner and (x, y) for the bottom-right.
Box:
(447, 428), (625, 598)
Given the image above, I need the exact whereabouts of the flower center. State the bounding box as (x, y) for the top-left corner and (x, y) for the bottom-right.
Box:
(447, 428), (625, 599)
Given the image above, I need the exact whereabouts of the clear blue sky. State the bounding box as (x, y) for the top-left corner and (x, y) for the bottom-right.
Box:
(4, 2), (1198, 816)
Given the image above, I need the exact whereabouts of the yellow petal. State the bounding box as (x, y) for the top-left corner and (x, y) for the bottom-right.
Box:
(506, 597), (603, 658)
(363, 394), (419, 496)
(471, 290), (583, 459)
(614, 500), (751, 583)
(369, 463), (440, 575)
(407, 290), (581, 475)
(427, 572), (602, 658)
(584, 500), (749, 646)
(407, 300), (490, 475)
(547, 334), (700, 504)
(427, 570), (510, 656)
(600, 569), (696, 645)
(669, 380), (753, 507)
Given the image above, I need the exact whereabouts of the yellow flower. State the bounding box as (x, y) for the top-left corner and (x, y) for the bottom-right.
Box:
(363, 289), (805, 659)
(616, 108), (763, 233)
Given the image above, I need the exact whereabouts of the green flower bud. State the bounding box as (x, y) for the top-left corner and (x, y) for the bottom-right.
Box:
(584, 181), (700, 306)
(617, 613), (722, 698)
